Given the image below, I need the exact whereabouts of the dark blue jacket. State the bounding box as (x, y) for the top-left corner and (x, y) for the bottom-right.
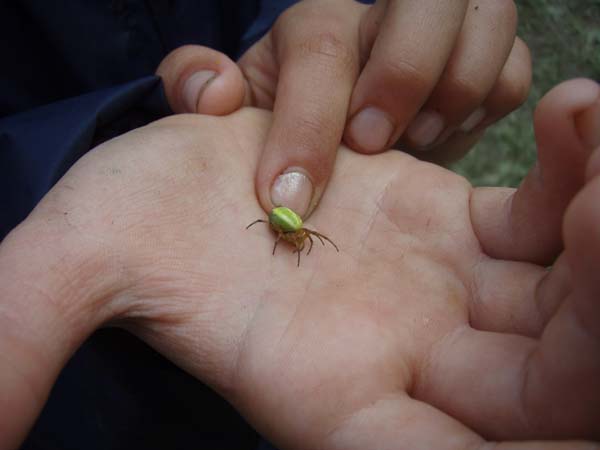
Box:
(0, 2), (297, 448)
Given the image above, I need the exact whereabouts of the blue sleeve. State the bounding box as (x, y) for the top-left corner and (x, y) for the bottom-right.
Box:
(0, 76), (170, 239)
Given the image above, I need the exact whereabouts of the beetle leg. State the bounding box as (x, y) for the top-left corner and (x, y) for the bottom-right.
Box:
(312, 232), (325, 246)
(312, 231), (339, 252)
(272, 233), (282, 255)
(246, 219), (267, 229)
(307, 235), (314, 255)
(291, 239), (305, 267)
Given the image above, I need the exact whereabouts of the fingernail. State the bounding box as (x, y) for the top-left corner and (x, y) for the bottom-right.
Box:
(347, 107), (395, 153)
(459, 107), (486, 132)
(182, 70), (218, 113)
(436, 127), (455, 145)
(575, 100), (600, 149)
(405, 111), (445, 148)
(271, 169), (314, 217)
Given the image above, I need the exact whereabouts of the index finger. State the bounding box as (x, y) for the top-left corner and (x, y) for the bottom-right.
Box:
(254, 2), (363, 218)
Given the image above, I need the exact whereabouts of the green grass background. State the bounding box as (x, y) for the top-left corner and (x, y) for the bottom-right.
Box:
(451, 0), (600, 186)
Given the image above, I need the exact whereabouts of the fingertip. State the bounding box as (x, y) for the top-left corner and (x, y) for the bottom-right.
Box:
(344, 106), (396, 154)
(535, 78), (600, 139)
(156, 45), (248, 115)
(531, 78), (600, 188)
(180, 70), (218, 113)
(403, 110), (446, 149)
(256, 148), (332, 219)
(191, 67), (247, 115)
(269, 167), (315, 217)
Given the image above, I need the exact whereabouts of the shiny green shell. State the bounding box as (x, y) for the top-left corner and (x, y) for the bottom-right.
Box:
(269, 206), (303, 232)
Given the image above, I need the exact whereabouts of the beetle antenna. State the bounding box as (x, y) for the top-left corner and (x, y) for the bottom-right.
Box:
(246, 219), (267, 229)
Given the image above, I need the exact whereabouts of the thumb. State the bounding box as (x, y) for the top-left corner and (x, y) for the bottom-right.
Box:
(156, 45), (249, 115)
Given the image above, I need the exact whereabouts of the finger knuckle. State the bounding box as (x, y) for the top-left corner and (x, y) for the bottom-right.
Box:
(378, 56), (432, 94)
(443, 75), (486, 107)
(298, 31), (356, 70)
(274, 2), (358, 71)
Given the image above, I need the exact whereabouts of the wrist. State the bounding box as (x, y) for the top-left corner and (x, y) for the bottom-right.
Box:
(0, 218), (115, 448)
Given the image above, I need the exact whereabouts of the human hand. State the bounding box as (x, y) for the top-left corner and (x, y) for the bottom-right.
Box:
(157, 0), (531, 218)
(2, 79), (598, 449)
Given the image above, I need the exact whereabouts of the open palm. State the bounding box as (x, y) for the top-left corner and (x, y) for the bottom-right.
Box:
(27, 80), (600, 449)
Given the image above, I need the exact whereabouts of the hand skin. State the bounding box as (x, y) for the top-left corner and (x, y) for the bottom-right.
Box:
(0, 79), (599, 450)
(157, 0), (531, 218)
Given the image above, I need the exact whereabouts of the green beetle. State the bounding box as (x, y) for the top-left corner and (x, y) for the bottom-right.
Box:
(246, 206), (339, 266)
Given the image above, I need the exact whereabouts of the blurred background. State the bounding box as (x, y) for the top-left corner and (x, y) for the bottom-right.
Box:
(451, 0), (600, 186)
